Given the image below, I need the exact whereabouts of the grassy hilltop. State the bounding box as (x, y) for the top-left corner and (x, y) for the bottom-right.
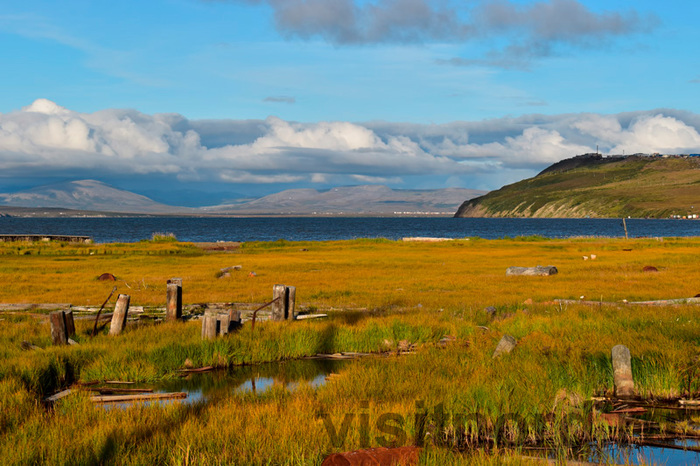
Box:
(455, 154), (700, 218)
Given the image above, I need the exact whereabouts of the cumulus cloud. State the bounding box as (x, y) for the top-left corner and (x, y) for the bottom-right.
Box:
(2, 99), (700, 192)
(217, 0), (656, 68)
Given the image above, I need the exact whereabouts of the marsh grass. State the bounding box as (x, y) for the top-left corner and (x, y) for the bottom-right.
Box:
(1, 238), (699, 464)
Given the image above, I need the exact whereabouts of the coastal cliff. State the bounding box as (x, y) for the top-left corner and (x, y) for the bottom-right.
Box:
(455, 154), (700, 218)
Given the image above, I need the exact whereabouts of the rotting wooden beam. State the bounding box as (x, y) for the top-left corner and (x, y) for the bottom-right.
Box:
(90, 392), (187, 403)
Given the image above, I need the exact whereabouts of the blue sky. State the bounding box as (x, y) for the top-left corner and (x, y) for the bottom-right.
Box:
(1, 0), (699, 204)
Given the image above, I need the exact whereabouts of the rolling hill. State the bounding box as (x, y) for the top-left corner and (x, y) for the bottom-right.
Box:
(455, 154), (700, 219)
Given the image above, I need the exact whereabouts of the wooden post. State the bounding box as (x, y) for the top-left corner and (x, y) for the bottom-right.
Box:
(622, 218), (629, 240)
(272, 284), (287, 321)
(612, 344), (635, 398)
(286, 286), (297, 320)
(64, 310), (75, 338)
(166, 283), (182, 322)
(109, 294), (130, 336)
(218, 314), (230, 335)
(49, 311), (68, 345)
(202, 314), (217, 340)
(229, 308), (241, 324)
(169, 277), (183, 286)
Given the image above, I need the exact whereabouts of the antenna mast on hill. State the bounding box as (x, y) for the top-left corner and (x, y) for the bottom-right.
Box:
(596, 144), (599, 155)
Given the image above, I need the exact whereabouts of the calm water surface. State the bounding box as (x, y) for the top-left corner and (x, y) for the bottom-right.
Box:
(2, 217), (700, 243)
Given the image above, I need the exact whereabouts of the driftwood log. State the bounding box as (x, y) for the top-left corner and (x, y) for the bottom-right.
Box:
(506, 266), (558, 276)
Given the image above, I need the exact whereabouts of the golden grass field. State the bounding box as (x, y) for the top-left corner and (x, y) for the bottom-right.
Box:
(0, 237), (699, 465)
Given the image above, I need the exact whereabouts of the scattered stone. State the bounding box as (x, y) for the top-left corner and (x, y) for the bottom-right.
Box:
(590, 254), (597, 260)
(183, 358), (194, 369)
(218, 272), (231, 279)
(20, 340), (42, 351)
(642, 266), (658, 273)
(220, 265), (242, 273)
(583, 256), (589, 261)
(611, 344), (635, 398)
(397, 340), (412, 352)
(506, 266), (558, 276)
(382, 339), (394, 349)
(484, 306), (497, 318)
(438, 335), (456, 347)
(492, 335), (517, 358)
(321, 446), (420, 466)
(97, 273), (116, 281)
(523, 298), (533, 305)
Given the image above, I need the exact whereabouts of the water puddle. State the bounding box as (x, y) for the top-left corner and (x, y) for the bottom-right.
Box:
(145, 358), (351, 405)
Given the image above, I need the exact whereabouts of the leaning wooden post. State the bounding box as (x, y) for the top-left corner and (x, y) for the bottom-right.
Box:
(166, 282), (182, 322)
(272, 284), (287, 321)
(64, 310), (75, 338)
(109, 294), (131, 336)
(286, 286), (297, 320)
(612, 344), (635, 398)
(49, 311), (68, 345)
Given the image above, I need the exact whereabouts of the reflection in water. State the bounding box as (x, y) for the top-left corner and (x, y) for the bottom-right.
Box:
(156, 358), (349, 403)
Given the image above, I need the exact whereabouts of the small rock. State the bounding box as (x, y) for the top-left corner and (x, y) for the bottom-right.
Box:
(97, 273), (116, 281)
(220, 265), (242, 273)
(397, 340), (411, 352)
(492, 335), (517, 358)
(219, 272), (231, 279)
(583, 256), (589, 260)
(590, 254), (597, 260)
(523, 298), (533, 305)
(184, 358), (194, 368)
(642, 266), (658, 273)
(484, 306), (497, 318)
(506, 266), (558, 276)
(382, 339), (394, 349)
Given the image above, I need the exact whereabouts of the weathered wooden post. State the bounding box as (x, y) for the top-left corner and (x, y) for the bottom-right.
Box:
(64, 310), (75, 338)
(272, 284), (287, 321)
(49, 311), (68, 345)
(202, 314), (218, 340)
(109, 294), (131, 336)
(612, 344), (635, 398)
(286, 286), (297, 320)
(229, 308), (241, 325)
(166, 282), (182, 322)
(218, 313), (230, 336)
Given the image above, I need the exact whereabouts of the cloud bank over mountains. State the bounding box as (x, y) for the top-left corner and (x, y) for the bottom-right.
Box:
(1, 99), (700, 193)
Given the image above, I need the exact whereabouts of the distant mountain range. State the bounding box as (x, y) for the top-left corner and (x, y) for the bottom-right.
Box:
(455, 154), (700, 218)
(0, 180), (484, 216)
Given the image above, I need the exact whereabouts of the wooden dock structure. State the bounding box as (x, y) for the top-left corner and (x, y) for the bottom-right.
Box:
(0, 235), (92, 243)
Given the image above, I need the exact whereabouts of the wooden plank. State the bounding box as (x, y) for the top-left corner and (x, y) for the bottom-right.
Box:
(44, 389), (73, 403)
(90, 392), (187, 403)
(178, 366), (214, 373)
(104, 380), (135, 385)
(296, 314), (327, 320)
(0, 303), (72, 311)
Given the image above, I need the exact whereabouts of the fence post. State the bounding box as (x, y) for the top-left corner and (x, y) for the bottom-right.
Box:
(286, 286), (297, 320)
(612, 344), (635, 398)
(272, 284), (287, 321)
(109, 294), (131, 336)
(166, 282), (182, 322)
(49, 311), (68, 345)
(64, 310), (76, 338)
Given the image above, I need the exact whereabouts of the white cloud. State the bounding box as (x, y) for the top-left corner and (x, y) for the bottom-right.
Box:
(1, 99), (700, 191)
